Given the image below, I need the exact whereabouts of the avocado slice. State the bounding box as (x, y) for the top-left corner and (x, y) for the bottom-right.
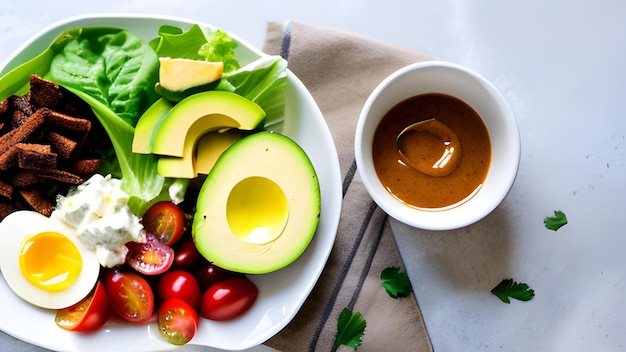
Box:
(151, 91), (266, 178)
(156, 58), (224, 102)
(192, 131), (321, 274)
(132, 97), (174, 154)
(195, 129), (248, 175)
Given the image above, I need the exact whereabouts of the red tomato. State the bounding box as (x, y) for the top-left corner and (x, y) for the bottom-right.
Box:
(200, 277), (258, 321)
(103, 270), (155, 323)
(158, 298), (199, 346)
(55, 281), (111, 332)
(126, 232), (174, 275)
(142, 201), (186, 246)
(171, 239), (200, 271)
(195, 262), (243, 291)
(158, 270), (202, 310)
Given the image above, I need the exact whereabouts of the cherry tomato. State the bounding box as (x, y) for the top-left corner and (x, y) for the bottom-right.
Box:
(171, 239), (200, 271)
(126, 232), (174, 275)
(55, 281), (111, 332)
(195, 262), (243, 291)
(158, 298), (199, 346)
(200, 277), (258, 321)
(142, 201), (186, 246)
(103, 269), (155, 323)
(158, 270), (202, 310)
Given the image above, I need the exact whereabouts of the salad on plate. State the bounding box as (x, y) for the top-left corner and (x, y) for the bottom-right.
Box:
(0, 15), (340, 351)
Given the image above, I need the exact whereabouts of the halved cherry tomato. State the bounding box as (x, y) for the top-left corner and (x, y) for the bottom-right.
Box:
(55, 281), (111, 332)
(200, 277), (258, 321)
(103, 269), (155, 323)
(158, 298), (199, 346)
(195, 262), (243, 291)
(171, 239), (200, 271)
(158, 270), (202, 310)
(142, 201), (186, 246)
(126, 232), (174, 275)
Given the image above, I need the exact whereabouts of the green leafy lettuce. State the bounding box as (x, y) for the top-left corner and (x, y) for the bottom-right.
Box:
(48, 28), (160, 127)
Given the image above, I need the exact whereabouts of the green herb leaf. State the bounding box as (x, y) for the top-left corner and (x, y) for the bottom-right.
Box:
(544, 210), (568, 231)
(335, 308), (366, 350)
(380, 267), (413, 298)
(199, 29), (240, 73)
(491, 278), (535, 304)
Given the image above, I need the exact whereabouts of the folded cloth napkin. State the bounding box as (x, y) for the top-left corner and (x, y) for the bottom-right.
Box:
(262, 21), (433, 352)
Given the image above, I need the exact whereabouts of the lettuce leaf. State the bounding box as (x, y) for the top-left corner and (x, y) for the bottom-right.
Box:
(148, 25), (209, 61)
(48, 28), (160, 126)
(221, 56), (287, 128)
(198, 29), (240, 73)
(64, 86), (171, 215)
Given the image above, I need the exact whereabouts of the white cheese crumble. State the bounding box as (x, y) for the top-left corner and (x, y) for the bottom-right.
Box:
(51, 174), (145, 267)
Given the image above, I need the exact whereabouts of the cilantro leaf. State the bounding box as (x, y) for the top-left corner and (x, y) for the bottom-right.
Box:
(381, 267), (413, 298)
(335, 308), (366, 350)
(491, 278), (535, 304)
(544, 210), (568, 231)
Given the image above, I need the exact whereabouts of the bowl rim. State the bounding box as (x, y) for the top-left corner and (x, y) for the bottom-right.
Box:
(354, 60), (521, 231)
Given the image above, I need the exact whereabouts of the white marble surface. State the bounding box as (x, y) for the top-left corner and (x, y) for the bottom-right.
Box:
(1, 1), (625, 351)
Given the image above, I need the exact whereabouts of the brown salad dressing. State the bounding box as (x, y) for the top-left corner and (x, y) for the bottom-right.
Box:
(372, 93), (491, 210)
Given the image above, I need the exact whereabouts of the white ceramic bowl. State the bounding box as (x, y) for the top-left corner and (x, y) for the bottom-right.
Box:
(355, 61), (520, 230)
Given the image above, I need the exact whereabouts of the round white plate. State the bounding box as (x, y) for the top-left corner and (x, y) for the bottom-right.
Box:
(0, 13), (342, 351)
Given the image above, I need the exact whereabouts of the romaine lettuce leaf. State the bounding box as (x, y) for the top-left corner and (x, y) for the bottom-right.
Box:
(48, 28), (160, 126)
(221, 56), (287, 128)
(64, 86), (169, 216)
(150, 24), (240, 74)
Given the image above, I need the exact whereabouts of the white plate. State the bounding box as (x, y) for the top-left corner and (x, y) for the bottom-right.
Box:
(0, 14), (342, 351)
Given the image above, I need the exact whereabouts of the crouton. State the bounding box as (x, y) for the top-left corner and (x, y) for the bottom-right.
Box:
(17, 143), (57, 170)
(10, 171), (41, 187)
(18, 189), (54, 217)
(0, 180), (13, 199)
(47, 132), (77, 159)
(70, 159), (101, 175)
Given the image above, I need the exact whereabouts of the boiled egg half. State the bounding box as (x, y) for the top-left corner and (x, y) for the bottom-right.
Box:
(0, 210), (100, 309)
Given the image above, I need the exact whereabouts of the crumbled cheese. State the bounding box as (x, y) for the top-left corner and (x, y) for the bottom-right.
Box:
(168, 179), (187, 205)
(52, 174), (145, 267)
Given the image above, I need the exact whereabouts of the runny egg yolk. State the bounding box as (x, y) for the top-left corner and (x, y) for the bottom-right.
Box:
(18, 231), (83, 292)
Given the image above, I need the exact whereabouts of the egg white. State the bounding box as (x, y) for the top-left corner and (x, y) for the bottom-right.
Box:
(0, 210), (100, 309)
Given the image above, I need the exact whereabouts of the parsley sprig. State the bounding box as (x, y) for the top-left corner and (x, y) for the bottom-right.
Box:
(491, 278), (535, 303)
(544, 210), (568, 231)
(380, 267), (413, 298)
(335, 308), (366, 350)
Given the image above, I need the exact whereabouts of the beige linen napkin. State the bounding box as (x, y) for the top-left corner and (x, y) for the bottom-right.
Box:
(262, 21), (433, 352)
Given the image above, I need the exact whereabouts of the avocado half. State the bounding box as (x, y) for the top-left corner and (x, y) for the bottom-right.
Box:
(192, 131), (321, 274)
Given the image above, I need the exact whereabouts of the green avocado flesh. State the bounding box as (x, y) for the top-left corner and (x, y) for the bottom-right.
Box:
(192, 131), (321, 274)
(133, 90), (266, 178)
(155, 58), (224, 102)
(132, 97), (174, 154)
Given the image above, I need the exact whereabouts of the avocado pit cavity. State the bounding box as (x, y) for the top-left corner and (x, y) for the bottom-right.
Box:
(396, 118), (462, 177)
(226, 176), (289, 245)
